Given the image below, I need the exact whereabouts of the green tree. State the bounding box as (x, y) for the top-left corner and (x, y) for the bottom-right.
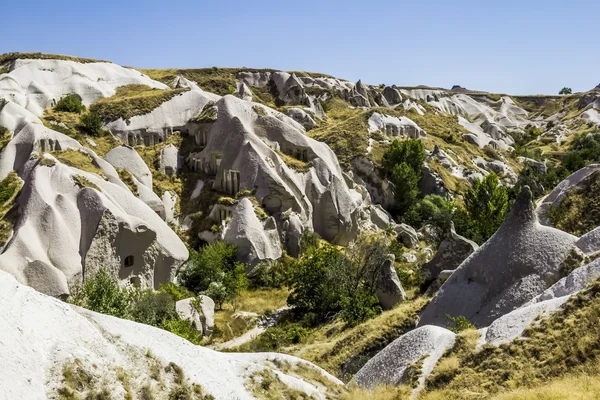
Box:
(460, 173), (509, 243)
(382, 139), (426, 176)
(55, 94), (85, 113)
(179, 242), (237, 293)
(390, 162), (420, 215)
(404, 194), (456, 240)
(80, 111), (104, 136)
(559, 87), (572, 95)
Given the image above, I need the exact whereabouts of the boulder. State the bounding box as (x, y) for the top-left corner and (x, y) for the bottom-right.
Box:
(382, 86), (402, 105)
(576, 226), (600, 255)
(175, 296), (215, 337)
(104, 145), (153, 188)
(395, 223), (419, 248)
(234, 81), (253, 102)
(402, 253), (417, 263)
(418, 186), (578, 328)
(287, 107), (316, 130)
(283, 212), (304, 258)
(376, 255), (406, 310)
(369, 204), (393, 230)
(159, 144), (179, 176)
(223, 198), (283, 268)
(352, 325), (456, 390)
(420, 165), (448, 197)
(422, 222), (478, 279)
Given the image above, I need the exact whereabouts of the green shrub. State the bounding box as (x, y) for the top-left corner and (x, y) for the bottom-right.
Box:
(55, 94), (85, 113)
(381, 139), (426, 177)
(80, 112), (104, 136)
(70, 270), (203, 344)
(404, 195), (456, 241)
(248, 256), (296, 289)
(446, 315), (475, 333)
(179, 242), (247, 310)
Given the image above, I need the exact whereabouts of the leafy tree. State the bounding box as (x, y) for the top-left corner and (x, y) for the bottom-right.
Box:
(559, 87), (572, 95)
(55, 94), (85, 113)
(390, 162), (420, 216)
(382, 139), (426, 176)
(458, 173), (509, 244)
(287, 233), (388, 327)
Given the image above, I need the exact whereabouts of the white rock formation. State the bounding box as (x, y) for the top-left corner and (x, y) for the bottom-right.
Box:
(105, 90), (219, 145)
(0, 124), (188, 297)
(352, 325), (455, 392)
(159, 143), (179, 176)
(0, 269), (341, 400)
(104, 145), (153, 188)
(223, 198), (283, 268)
(0, 58), (167, 116)
(287, 107), (317, 130)
(418, 186), (578, 328)
(376, 255), (406, 310)
(368, 112), (426, 139)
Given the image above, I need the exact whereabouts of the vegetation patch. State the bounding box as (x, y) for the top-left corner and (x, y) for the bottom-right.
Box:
(548, 170), (600, 236)
(72, 174), (101, 192)
(55, 94), (85, 113)
(0, 123), (13, 155)
(191, 102), (217, 123)
(90, 84), (189, 122)
(116, 168), (138, 196)
(0, 172), (21, 247)
(421, 279), (600, 399)
(276, 150), (312, 173)
(51, 149), (106, 178)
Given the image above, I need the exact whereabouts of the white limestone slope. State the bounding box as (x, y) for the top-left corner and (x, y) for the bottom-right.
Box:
(0, 58), (167, 116)
(0, 270), (341, 400)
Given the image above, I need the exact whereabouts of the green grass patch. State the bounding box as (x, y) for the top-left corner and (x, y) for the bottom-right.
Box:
(51, 149), (106, 178)
(116, 168), (138, 196)
(72, 175), (101, 191)
(0, 172), (21, 247)
(90, 84), (188, 122)
(0, 52), (109, 65)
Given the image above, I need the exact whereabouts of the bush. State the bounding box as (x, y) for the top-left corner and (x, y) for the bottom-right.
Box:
(248, 256), (296, 289)
(55, 94), (85, 113)
(70, 270), (204, 344)
(390, 162), (420, 216)
(446, 315), (475, 333)
(80, 111), (104, 136)
(179, 242), (247, 310)
(404, 194), (456, 240)
(382, 139), (426, 176)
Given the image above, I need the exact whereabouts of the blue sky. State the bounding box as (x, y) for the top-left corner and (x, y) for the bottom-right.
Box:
(2, 0), (598, 95)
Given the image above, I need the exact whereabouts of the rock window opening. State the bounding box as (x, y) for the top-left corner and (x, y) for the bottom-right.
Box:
(124, 255), (134, 267)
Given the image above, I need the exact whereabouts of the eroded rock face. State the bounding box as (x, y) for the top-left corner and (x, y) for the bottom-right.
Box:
(368, 112), (426, 139)
(0, 125), (188, 297)
(176, 296), (215, 337)
(104, 145), (153, 188)
(418, 186), (578, 328)
(423, 222), (478, 279)
(352, 325), (455, 390)
(287, 107), (317, 130)
(223, 198), (283, 268)
(382, 86), (402, 105)
(395, 223), (419, 248)
(376, 255), (406, 310)
(193, 95), (366, 246)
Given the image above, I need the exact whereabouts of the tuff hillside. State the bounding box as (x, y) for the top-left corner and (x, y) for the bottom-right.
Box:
(0, 52), (599, 399)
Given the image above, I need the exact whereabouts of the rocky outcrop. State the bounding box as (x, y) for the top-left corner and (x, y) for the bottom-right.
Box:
(352, 325), (455, 391)
(422, 222), (478, 279)
(536, 164), (600, 226)
(176, 295), (215, 337)
(0, 58), (167, 117)
(193, 95), (366, 246)
(382, 86), (402, 105)
(420, 165), (448, 197)
(395, 223), (419, 248)
(282, 212), (304, 257)
(418, 186), (578, 328)
(576, 226), (600, 255)
(0, 269), (342, 399)
(287, 107), (317, 130)
(234, 81), (253, 102)
(376, 255), (406, 310)
(104, 145), (153, 188)
(159, 144), (179, 176)
(223, 198), (282, 269)
(367, 112), (426, 139)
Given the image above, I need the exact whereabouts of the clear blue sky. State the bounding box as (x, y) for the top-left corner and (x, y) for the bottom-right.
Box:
(3, 0), (599, 95)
